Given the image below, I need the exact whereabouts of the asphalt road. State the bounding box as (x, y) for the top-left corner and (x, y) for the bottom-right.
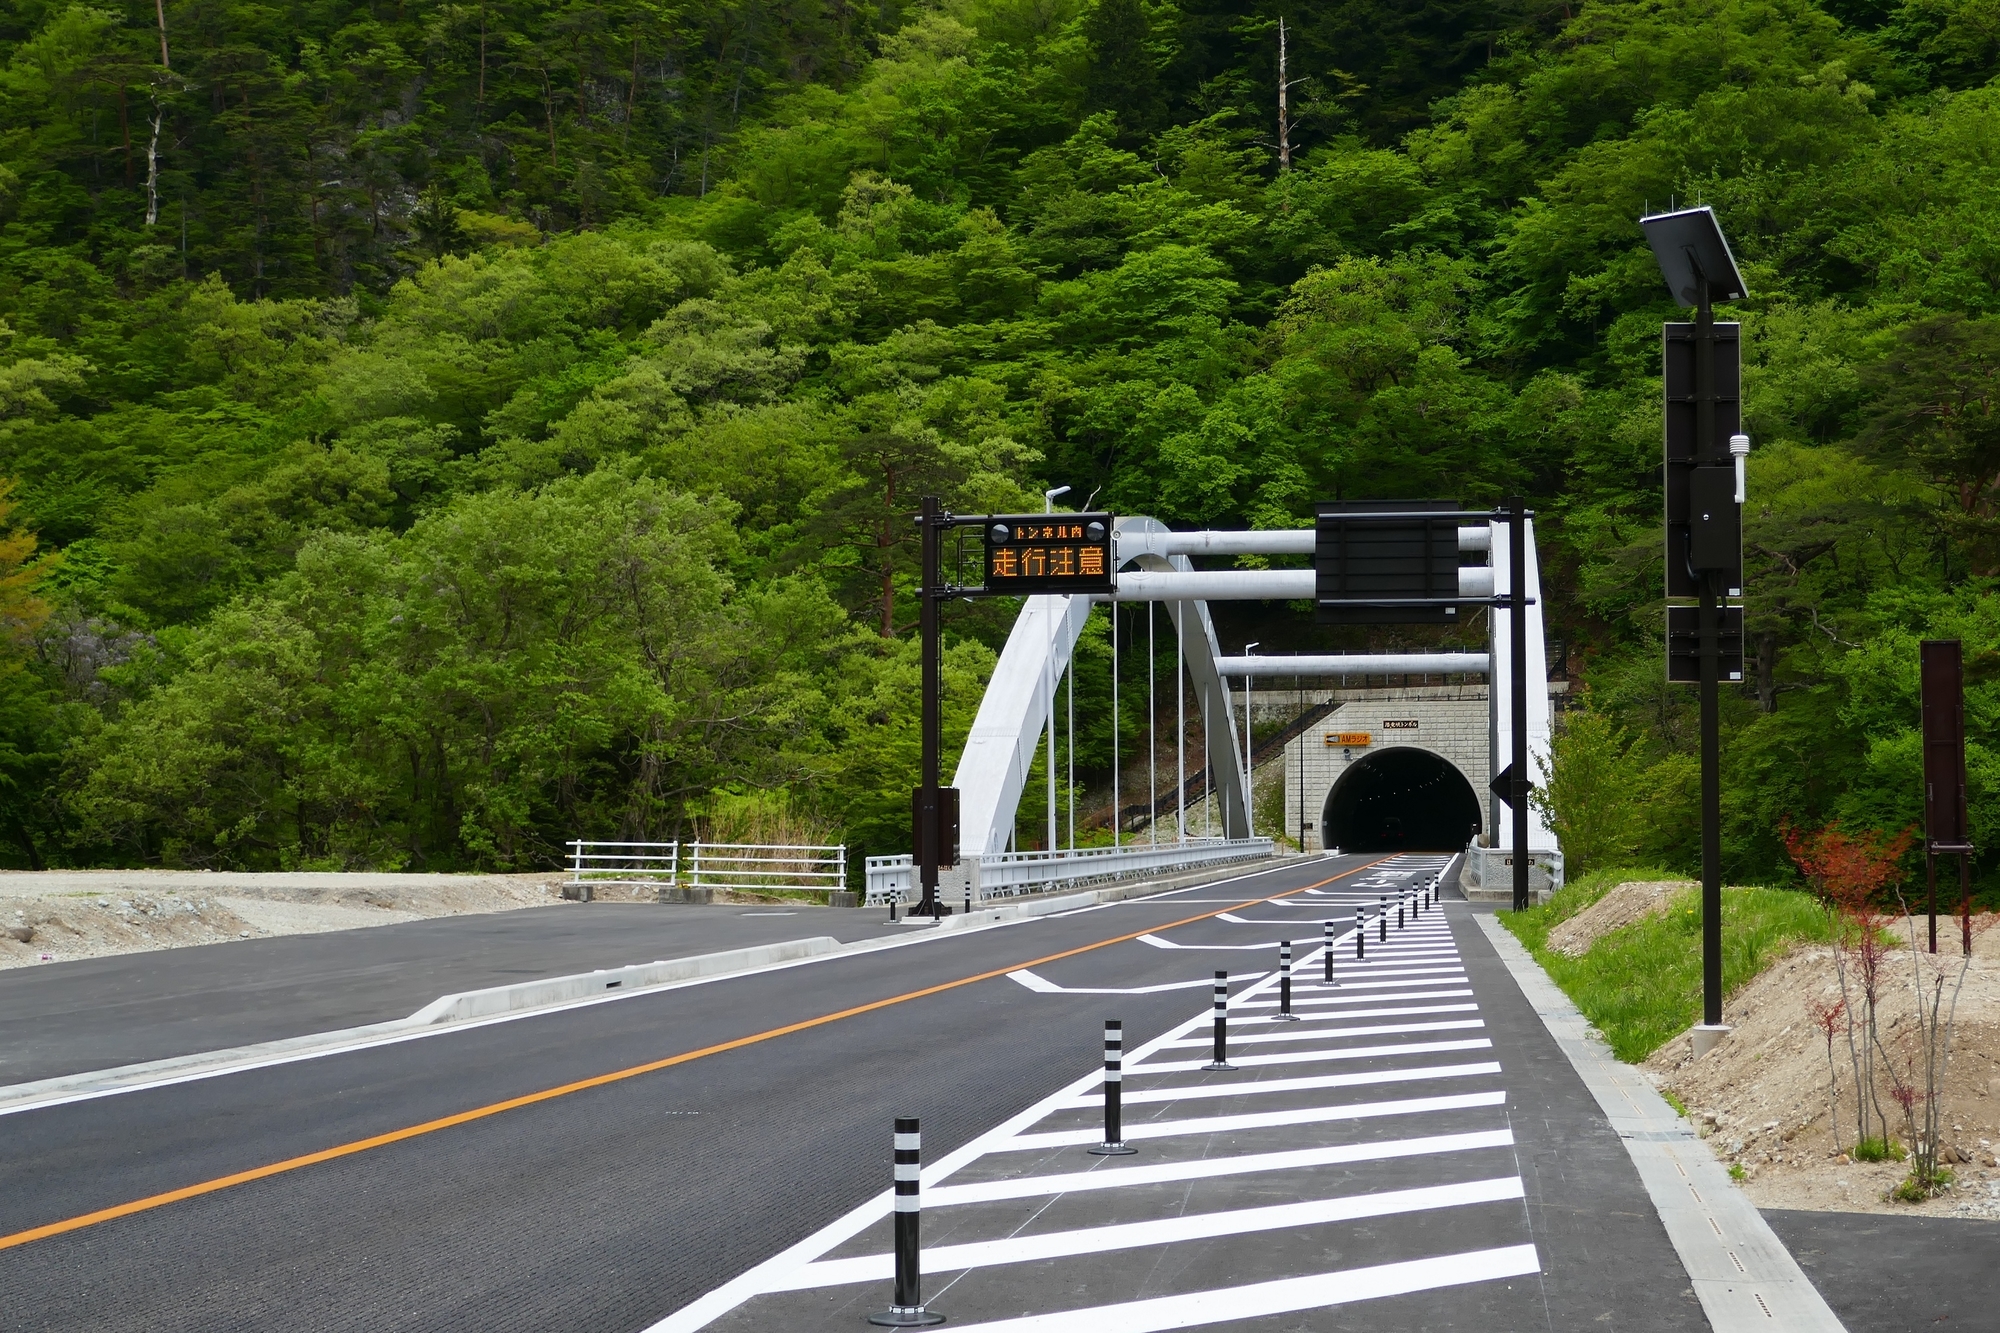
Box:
(0, 852), (1718, 1332)
(0, 902), (918, 1086)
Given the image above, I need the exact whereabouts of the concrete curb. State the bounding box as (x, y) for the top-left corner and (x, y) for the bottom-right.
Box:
(1474, 914), (1847, 1333)
(406, 936), (844, 1023)
(0, 854), (1313, 1116)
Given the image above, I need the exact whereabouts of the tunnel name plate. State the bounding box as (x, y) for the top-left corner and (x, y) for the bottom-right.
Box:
(1382, 719), (1419, 729)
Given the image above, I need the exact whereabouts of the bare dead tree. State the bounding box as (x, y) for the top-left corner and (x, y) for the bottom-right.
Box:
(1276, 17), (1308, 171)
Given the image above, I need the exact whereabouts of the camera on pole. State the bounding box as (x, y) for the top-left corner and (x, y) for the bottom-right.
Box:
(1640, 205), (1748, 1050)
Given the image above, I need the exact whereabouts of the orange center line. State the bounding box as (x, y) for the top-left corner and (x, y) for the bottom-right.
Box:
(0, 858), (1385, 1252)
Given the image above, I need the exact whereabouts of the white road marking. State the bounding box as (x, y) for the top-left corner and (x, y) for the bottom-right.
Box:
(1160, 1018), (1486, 1048)
(923, 1128), (1516, 1208)
(1062, 1061), (1505, 1108)
(765, 1176), (1528, 1290)
(1236, 988), (1476, 1008)
(1005, 969), (1269, 995)
(934, 1244), (1544, 1332)
(1129, 1036), (1492, 1074)
(994, 1089), (1507, 1150)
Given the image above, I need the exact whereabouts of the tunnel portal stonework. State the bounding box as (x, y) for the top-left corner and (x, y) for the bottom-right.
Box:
(1280, 685), (1489, 854)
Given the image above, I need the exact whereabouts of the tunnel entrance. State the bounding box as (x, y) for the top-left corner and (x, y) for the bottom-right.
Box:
(1323, 747), (1483, 853)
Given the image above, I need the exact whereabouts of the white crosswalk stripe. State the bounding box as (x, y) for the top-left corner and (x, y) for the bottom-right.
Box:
(661, 854), (1535, 1333)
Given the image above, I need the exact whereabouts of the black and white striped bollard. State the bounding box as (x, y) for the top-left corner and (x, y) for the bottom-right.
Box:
(867, 1118), (944, 1326)
(1378, 897), (1388, 942)
(1323, 919), (1337, 985)
(1274, 942), (1300, 1020)
(1088, 1021), (1137, 1156)
(1397, 893), (1405, 929)
(1203, 971), (1236, 1071)
(1355, 907), (1365, 959)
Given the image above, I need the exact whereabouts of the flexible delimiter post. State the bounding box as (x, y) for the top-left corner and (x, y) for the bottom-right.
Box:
(1089, 1020), (1137, 1156)
(867, 1118), (944, 1326)
(1204, 972), (1235, 1071)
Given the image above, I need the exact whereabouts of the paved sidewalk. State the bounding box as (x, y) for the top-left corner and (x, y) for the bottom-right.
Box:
(674, 855), (1703, 1332)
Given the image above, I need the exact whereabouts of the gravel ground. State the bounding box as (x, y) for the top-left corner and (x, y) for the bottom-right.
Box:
(0, 870), (575, 969)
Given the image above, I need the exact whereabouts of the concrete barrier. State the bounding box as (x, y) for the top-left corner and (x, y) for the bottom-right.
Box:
(407, 936), (844, 1024)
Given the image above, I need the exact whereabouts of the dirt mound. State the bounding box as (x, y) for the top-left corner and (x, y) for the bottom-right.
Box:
(1647, 915), (2000, 1216)
(1548, 880), (1692, 957)
(0, 871), (569, 970)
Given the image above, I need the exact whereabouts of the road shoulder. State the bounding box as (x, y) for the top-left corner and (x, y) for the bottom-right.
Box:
(1474, 911), (1846, 1332)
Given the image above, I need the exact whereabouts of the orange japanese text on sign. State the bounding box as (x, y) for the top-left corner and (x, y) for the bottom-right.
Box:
(1326, 732), (1372, 747)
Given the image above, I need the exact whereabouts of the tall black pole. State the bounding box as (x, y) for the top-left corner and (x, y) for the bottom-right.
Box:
(1694, 275), (1724, 1028)
(1509, 497), (1529, 913)
(919, 494), (942, 919)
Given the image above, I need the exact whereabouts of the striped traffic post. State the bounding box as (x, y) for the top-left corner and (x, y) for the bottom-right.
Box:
(1274, 942), (1300, 1021)
(1397, 893), (1405, 929)
(867, 1118), (945, 1327)
(1323, 919), (1336, 985)
(1378, 897), (1388, 942)
(1203, 972), (1236, 1071)
(1088, 1020), (1137, 1156)
(1355, 907), (1365, 960)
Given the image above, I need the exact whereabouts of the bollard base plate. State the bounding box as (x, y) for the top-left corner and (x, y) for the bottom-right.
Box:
(1087, 1142), (1137, 1156)
(1270, 1013), (1302, 1022)
(868, 1309), (946, 1327)
(1201, 1061), (1237, 1072)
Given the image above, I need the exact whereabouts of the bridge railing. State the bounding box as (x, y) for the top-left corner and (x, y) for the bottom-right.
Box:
(566, 840), (846, 899)
(864, 837), (1276, 907)
(683, 841), (847, 895)
(567, 840), (680, 890)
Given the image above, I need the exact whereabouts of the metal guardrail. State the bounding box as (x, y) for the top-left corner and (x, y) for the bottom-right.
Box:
(864, 838), (1276, 907)
(568, 840), (680, 888)
(567, 840), (846, 898)
(684, 842), (846, 894)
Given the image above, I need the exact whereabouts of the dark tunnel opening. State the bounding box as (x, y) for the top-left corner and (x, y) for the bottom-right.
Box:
(1322, 747), (1483, 853)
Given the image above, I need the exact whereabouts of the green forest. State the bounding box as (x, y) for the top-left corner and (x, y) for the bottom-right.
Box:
(1, 0), (1998, 887)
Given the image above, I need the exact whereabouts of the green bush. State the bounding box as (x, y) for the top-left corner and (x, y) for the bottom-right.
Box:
(1502, 879), (1833, 1062)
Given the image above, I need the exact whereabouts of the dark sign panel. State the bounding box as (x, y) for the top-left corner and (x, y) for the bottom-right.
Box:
(1314, 500), (1463, 625)
(912, 785), (961, 869)
(1663, 321), (1743, 598)
(1921, 640), (1970, 851)
(983, 515), (1114, 594)
(1666, 605), (1745, 683)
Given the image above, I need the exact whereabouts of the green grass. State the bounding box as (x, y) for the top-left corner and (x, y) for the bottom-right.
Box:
(1500, 868), (1833, 1062)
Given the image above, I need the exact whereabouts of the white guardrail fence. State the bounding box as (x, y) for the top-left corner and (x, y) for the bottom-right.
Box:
(864, 837), (1275, 907)
(567, 841), (847, 897)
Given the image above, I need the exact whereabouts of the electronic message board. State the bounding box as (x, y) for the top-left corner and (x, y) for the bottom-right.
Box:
(983, 515), (1115, 594)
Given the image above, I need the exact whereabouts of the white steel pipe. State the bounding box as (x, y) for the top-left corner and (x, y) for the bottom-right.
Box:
(1118, 527), (1492, 558)
(1108, 570), (1314, 601)
(1215, 654), (1491, 676)
(1109, 567), (1494, 602)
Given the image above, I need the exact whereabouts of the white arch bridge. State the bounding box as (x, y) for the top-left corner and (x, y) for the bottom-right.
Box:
(866, 515), (1563, 904)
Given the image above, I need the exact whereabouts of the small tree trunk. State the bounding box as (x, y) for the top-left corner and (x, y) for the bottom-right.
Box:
(1276, 17), (1292, 171)
(1756, 632), (1776, 712)
(144, 101), (163, 226)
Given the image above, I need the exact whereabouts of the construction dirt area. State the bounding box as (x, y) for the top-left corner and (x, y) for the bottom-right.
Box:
(1639, 905), (2000, 1219)
(0, 869), (587, 969)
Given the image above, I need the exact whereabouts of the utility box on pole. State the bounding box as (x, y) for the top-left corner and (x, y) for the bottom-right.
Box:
(1921, 639), (1973, 953)
(1642, 204), (1748, 1051)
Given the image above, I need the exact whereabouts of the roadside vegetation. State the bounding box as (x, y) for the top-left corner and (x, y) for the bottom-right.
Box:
(4, 0), (2000, 885)
(1501, 869), (1834, 1062)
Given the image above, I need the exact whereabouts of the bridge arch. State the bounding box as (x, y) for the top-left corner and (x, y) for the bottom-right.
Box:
(949, 515), (1246, 857)
(1321, 745), (1483, 853)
